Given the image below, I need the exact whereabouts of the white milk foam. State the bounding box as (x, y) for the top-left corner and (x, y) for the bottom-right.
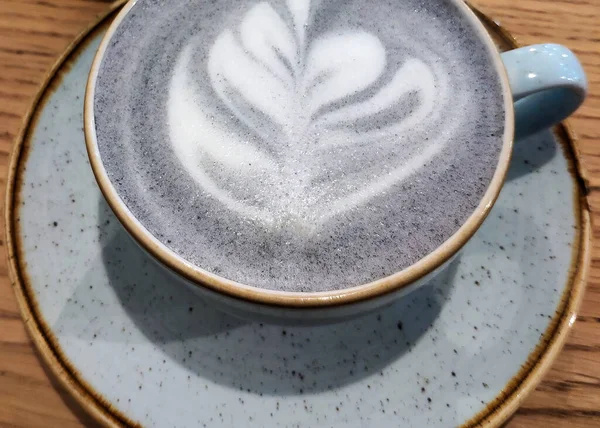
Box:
(168, 0), (455, 230)
(94, 0), (506, 292)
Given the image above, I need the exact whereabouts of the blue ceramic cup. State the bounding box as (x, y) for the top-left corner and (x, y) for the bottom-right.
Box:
(502, 43), (587, 138)
(85, 0), (587, 325)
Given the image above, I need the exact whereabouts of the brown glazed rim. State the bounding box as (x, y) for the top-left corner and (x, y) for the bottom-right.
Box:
(4, 2), (590, 428)
(83, 0), (515, 308)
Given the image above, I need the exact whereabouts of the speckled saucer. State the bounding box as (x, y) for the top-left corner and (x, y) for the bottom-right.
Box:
(5, 3), (590, 428)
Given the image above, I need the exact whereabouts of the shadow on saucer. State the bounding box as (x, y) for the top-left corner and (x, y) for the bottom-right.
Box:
(505, 128), (557, 182)
(55, 127), (560, 398)
(96, 199), (456, 396)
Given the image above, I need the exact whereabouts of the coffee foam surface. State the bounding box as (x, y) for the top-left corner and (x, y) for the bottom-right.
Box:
(94, 0), (506, 292)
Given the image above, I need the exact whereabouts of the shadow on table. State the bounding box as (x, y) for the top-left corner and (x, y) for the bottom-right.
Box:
(38, 354), (102, 427)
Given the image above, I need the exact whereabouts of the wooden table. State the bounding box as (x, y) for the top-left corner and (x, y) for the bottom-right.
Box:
(0, 0), (598, 427)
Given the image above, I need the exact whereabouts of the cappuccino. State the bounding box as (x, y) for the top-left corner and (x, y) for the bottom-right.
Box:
(93, 0), (506, 292)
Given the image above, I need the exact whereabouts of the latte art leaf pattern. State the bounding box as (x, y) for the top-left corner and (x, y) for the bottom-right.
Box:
(96, 0), (505, 290)
(168, 0), (459, 230)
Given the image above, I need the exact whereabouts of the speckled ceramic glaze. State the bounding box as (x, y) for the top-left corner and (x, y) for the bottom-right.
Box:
(5, 6), (589, 428)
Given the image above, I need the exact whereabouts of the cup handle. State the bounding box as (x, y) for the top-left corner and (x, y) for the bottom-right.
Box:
(500, 44), (587, 138)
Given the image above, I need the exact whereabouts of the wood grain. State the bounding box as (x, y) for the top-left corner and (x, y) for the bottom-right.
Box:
(0, 0), (598, 427)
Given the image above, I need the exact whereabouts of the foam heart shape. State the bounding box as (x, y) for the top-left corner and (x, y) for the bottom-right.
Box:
(168, 0), (461, 231)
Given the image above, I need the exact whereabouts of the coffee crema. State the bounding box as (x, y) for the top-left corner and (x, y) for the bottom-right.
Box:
(94, 0), (506, 292)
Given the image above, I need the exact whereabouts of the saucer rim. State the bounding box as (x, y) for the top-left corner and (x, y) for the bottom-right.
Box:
(5, 3), (139, 426)
(4, 3), (591, 428)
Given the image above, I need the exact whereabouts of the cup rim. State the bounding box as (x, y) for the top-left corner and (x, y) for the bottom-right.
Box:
(84, 0), (515, 309)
